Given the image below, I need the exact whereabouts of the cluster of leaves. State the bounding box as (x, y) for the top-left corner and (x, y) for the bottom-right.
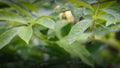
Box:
(0, 0), (120, 67)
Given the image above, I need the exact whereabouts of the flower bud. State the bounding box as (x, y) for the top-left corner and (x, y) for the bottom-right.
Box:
(54, 5), (60, 12)
(59, 12), (65, 20)
(65, 10), (74, 22)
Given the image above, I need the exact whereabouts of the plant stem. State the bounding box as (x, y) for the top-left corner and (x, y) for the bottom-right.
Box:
(92, 0), (100, 31)
(90, 1), (100, 42)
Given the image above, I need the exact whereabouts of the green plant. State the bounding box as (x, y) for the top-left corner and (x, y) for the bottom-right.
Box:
(0, 0), (120, 67)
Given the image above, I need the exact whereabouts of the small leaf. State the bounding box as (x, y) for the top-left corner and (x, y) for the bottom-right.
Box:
(55, 20), (69, 39)
(19, 1), (38, 12)
(57, 40), (94, 67)
(67, 19), (92, 44)
(100, 0), (116, 8)
(18, 26), (33, 44)
(68, 0), (94, 11)
(93, 0), (116, 9)
(99, 13), (116, 26)
(36, 18), (55, 29)
(0, 28), (18, 49)
(0, 11), (28, 24)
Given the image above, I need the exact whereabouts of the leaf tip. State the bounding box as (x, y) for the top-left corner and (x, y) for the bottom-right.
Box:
(26, 41), (30, 44)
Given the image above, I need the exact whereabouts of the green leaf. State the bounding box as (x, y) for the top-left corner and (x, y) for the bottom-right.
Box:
(68, 0), (94, 11)
(55, 20), (69, 39)
(18, 26), (33, 44)
(19, 1), (38, 12)
(36, 16), (54, 20)
(57, 40), (94, 67)
(0, 11), (28, 24)
(57, 37), (78, 57)
(67, 19), (93, 44)
(104, 8), (120, 22)
(99, 13), (116, 26)
(36, 18), (55, 29)
(0, 28), (18, 49)
(99, 0), (116, 8)
(47, 29), (55, 39)
(55, 0), (67, 4)
(77, 33), (92, 42)
(93, 0), (116, 9)
(72, 8), (83, 19)
(0, 0), (31, 17)
(33, 1), (43, 8)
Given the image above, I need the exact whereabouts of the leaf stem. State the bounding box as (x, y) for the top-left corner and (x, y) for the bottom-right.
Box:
(34, 28), (55, 44)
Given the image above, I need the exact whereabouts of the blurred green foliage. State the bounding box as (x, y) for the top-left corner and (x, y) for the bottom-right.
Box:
(0, 0), (120, 68)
